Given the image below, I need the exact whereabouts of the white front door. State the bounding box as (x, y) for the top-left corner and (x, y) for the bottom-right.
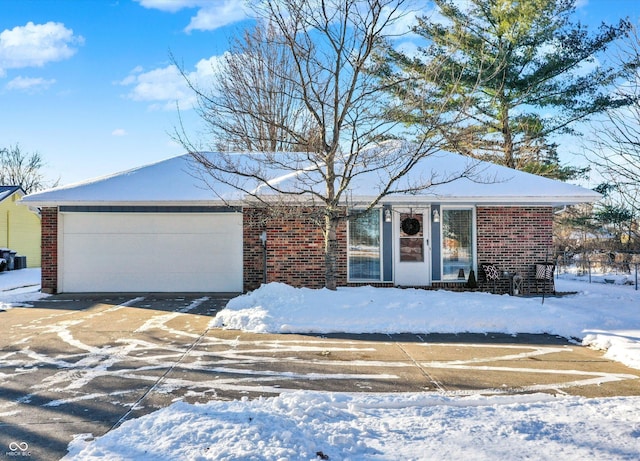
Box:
(394, 208), (431, 286)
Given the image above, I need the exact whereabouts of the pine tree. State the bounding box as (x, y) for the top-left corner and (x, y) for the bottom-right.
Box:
(380, 0), (635, 179)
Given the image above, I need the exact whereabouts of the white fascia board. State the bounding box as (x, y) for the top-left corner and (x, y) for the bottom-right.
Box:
(343, 194), (601, 207)
(22, 194), (599, 209)
(17, 199), (245, 208)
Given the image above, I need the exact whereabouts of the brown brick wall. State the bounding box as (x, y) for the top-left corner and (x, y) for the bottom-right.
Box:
(476, 206), (554, 293)
(41, 207), (58, 294)
(244, 205), (554, 293)
(244, 208), (347, 291)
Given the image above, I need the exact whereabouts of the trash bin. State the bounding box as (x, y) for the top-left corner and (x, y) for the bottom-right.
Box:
(14, 256), (26, 270)
(0, 249), (11, 270)
(0, 258), (6, 272)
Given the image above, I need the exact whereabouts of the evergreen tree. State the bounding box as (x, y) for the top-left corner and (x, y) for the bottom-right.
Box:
(380, 0), (635, 179)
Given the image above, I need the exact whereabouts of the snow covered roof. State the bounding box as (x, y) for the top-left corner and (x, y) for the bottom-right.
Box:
(20, 155), (245, 207)
(255, 146), (601, 206)
(343, 150), (601, 206)
(0, 186), (24, 202)
(20, 149), (600, 207)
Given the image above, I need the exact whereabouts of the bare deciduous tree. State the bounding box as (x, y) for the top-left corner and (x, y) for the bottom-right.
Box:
(177, 0), (480, 289)
(180, 21), (311, 152)
(585, 26), (640, 216)
(0, 144), (57, 194)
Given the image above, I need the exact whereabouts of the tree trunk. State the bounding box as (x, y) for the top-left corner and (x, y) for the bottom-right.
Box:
(324, 214), (339, 291)
(501, 100), (515, 169)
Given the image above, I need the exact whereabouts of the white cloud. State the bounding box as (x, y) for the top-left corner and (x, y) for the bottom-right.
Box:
(185, 1), (250, 33)
(112, 128), (127, 136)
(5, 76), (55, 92)
(134, 0), (250, 32)
(135, 0), (202, 13)
(0, 22), (83, 74)
(118, 55), (223, 110)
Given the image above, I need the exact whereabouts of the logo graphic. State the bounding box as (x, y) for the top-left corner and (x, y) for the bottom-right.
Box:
(6, 442), (30, 457)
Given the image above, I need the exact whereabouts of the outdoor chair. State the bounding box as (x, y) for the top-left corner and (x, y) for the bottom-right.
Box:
(534, 262), (555, 294)
(480, 263), (501, 293)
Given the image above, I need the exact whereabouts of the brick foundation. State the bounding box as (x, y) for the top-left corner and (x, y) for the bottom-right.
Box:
(41, 207), (58, 294)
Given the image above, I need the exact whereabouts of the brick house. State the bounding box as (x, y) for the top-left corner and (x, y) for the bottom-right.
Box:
(21, 151), (600, 294)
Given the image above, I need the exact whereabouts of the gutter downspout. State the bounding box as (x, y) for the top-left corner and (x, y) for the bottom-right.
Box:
(5, 210), (9, 248)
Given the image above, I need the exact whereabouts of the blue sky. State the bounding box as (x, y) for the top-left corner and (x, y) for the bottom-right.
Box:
(0, 0), (638, 186)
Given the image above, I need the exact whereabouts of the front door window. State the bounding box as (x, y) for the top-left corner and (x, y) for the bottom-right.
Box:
(399, 213), (424, 262)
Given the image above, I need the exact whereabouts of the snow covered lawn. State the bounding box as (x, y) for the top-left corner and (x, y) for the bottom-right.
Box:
(212, 277), (640, 370)
(0, 268), (47, 309)
(2, 270), (639, 460)
(65, 391), (640, 461)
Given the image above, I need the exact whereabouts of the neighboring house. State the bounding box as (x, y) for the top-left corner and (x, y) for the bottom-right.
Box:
(20, 150), (600, 294)
(0, 185), (41, 268)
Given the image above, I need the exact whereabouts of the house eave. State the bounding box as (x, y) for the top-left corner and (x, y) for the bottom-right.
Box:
(18, 199), (245, 209)
(20, 194), (600, 209)
(345, 194), (601, 207)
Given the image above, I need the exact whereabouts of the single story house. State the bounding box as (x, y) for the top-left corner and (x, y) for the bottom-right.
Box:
(1, 185), (41, 267)
(20, 149), (600, 294)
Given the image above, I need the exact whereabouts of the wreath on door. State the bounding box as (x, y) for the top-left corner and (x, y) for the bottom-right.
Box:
(401, 217), (421, 236)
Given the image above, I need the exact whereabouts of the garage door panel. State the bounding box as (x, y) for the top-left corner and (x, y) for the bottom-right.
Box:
(63, 213), (241, 235)
(64, 234), (238, 268)
(62, 269), (240, 292)
(60, 212), (243, 292)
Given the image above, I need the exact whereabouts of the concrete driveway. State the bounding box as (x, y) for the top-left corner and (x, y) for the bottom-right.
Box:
(1, 294), (639, 461)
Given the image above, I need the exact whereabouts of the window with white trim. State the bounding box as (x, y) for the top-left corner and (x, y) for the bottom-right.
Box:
(348, 209), (382, 281)
(442, 208), (473, 281)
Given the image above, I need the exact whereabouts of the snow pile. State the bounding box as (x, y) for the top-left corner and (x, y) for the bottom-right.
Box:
(212, 282), (587, 336)
(212, 278), (640, 370)
(584, 330), (640, 371)
(0, 268), (47, 309)
(64, 391), (640, 461)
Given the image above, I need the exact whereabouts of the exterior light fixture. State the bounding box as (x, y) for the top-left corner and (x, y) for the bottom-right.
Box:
(384, 209), (392, 223)
(432, 209), (440, 223)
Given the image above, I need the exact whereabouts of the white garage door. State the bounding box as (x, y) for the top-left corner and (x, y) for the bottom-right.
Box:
(59, 212), (243, 292)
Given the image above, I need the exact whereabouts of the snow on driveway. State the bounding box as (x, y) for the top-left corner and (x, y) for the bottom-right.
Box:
(67, 277), (640, 460)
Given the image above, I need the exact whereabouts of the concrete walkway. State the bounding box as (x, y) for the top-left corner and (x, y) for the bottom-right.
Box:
(1, 294), (638, 460)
